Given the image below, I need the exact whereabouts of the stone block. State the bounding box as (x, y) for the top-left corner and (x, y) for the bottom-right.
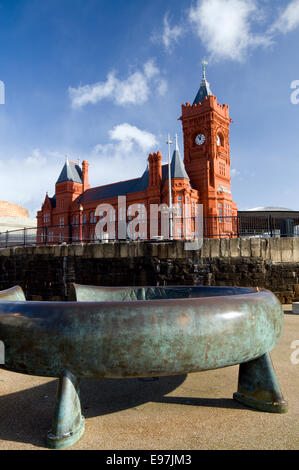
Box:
(280, 238), (294, 263)
(229, 238), (240, 258)
(73, 244), (84, 257)
(269, 238), (282, 263)
(0, 248), (11, 257)
(91, 244), (104, 259)
(136, 241), (144, 258)
(240, 238), (251, 258)
(201, 239), (210, 259)
(250, 238), (261, 258)
(210, 239), (220, 258)
(260, 238), (270, 260)
(119, 242), (129, 258)
(53, 245), (62, 257)
(174, 241), (185, 259)
(167, 242), (177, 259)
(81, 244), (93, 259)
(103, 243), (116, 258)
(293, 238), (299, 262)
(35, 245), (52, 256)
(128, 243), (137, 258)
(158, 243), (169, 259)
(220, 239), (229, 258)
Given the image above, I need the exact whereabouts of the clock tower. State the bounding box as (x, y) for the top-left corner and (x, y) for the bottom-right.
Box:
(180, 61), (238, 237)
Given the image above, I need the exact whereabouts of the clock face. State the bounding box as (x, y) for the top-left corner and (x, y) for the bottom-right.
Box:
(195, 134), (205, 146)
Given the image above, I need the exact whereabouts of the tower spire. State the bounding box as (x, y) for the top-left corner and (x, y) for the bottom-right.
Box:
(193, 58), (212, 105)
(202, 58), (208, 80)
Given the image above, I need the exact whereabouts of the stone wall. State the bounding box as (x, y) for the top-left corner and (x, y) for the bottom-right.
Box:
(0, 238), (299, 303)
(0, 200), (29, 218)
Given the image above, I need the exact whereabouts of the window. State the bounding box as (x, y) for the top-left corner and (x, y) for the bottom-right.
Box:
(177, 225), (183, 239)
(217, 134), (224, 147)
(43, 213), (50, 224)
(219, 203), (223, 222)
(73, 215), (79, 226)
(59, 217), (64, 227)
(177, 195), (183, 217)
(219, 162), (226, 176)
(90, 212), (96, 224)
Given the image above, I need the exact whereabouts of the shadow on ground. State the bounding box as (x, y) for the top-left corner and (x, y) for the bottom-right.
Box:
(0, 374), (246, 448)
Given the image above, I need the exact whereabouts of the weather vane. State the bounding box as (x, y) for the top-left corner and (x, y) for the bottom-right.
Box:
(202, 58), (208, 80)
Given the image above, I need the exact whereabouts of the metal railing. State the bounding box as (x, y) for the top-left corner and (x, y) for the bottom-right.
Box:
(0, 215), (298, 248)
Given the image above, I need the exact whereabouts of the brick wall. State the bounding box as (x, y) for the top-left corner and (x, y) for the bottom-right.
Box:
(0, 238), (299, 304)
(0, 200), (29, 218)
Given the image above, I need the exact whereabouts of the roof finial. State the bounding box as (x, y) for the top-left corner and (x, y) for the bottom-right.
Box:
(202, 58), (208, 80)
(66, 155), (69, 164)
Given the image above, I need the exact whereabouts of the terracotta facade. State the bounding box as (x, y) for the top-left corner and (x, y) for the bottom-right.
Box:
(37, 75), (237, 242)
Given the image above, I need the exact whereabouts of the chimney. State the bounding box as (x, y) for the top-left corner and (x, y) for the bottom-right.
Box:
(148, 152), (162, 187)
(82, 160), (90, 192)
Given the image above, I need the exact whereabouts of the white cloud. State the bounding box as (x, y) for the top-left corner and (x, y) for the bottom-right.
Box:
(231, 168), (240, 178)
(25, 148), (47, 166)
(91, 123), (158, 186)
(188, 0), (271, 62)
(162, 13), (184, 51)
(69, 59), (166, 108)
(0, 150), (66, 218)
(108, 123), (158, 153)
(151, 13), (183, 52)
(270, 0), (299, 34)
(0, 124), (159, 217)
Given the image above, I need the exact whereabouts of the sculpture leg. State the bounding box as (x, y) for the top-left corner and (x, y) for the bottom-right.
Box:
(47, 370), (85, 449)
(233, 353), (288, 413)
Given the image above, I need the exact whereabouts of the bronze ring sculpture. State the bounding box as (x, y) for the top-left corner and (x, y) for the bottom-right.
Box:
(0, 284), (288, 449)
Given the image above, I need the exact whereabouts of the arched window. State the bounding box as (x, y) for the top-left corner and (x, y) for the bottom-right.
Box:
(217, 134), (224, 147)
(177, 195), (183, 217)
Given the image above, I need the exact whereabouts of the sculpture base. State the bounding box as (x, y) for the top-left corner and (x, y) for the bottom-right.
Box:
(233, 352), (288, 414)
(46, 370), (85, 449)
(47, 417), (85, 450)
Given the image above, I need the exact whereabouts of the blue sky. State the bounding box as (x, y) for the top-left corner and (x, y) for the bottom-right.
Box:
(0, 0), (299, 217)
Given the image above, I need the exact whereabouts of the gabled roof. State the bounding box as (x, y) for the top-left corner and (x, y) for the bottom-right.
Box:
(77, 167), (149, 204)
(56, 159), (83, 184)
(75, 144), (190, 206)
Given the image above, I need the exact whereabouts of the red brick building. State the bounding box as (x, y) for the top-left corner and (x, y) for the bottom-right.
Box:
(37, 65), (237, 243)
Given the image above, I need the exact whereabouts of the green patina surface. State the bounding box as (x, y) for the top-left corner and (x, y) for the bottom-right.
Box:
(0, 284), (288, 449)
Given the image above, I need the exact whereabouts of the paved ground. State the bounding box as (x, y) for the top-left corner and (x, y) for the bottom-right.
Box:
(0, 310), (298, 450)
